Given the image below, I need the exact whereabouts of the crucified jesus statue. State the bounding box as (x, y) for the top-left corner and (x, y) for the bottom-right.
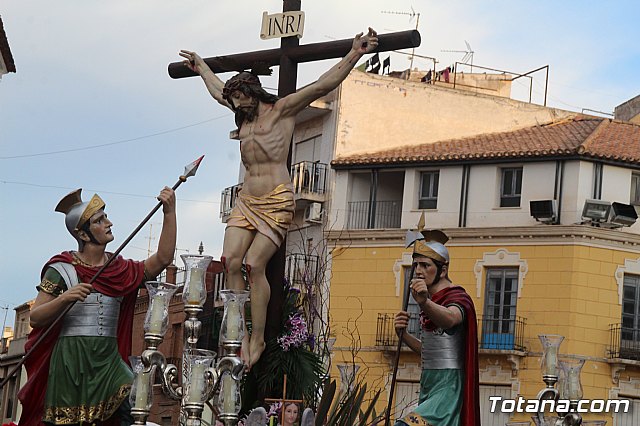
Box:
(179, 28), (378, 369)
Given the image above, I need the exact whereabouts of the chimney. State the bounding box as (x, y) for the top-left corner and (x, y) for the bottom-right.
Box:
(615, 94), (640, 123)
(166, 263), (178, 284)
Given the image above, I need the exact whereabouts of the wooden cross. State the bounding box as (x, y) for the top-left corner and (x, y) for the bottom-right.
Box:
(264, 374), (304, 425)
(168, 0), (420, 394)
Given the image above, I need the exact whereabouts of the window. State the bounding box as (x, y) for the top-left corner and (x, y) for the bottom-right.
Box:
(621, 275), (640, 357)
(616, 398), (640, 426)
(500, 167), (522, 207)
(481, 268), (518, 350)
(419, 171), (439, 209)
(347, 170), (404, 229)
(295, 135), (321, 163)
(631, 173), (640, 205)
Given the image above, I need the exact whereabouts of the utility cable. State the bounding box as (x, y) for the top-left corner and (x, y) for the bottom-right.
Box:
(0, 113), (231, 160)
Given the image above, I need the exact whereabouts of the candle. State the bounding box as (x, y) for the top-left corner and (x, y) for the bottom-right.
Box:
(568, 371), (581, 400)
(147, 295), (165, 335)
(545, 346), (557, 376)
(222, 373), (237, 414)
(134, 370), (150, 409)
(187, 269), (203, 305)
(226, 300), (240, 340)
(188, 363), (206, 403)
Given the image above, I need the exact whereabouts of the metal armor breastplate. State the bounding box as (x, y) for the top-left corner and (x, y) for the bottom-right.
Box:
(421, 322), (465, 369)
(59, 292), (122, 337)
(49, 261), (122, 337)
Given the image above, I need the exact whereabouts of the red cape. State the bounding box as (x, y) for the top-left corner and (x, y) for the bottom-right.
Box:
(421, 286), (480, 426)
(18, 251), (145, 426)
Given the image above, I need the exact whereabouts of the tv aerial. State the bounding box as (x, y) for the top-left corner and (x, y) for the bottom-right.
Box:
(442, 40), (475, 71)
(381, 7), (421, 73)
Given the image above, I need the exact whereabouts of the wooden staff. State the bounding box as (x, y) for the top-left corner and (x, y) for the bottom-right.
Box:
(384, 261), (417, 426)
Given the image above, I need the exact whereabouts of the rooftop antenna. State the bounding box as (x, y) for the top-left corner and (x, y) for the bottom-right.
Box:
(442, 40), (474, 72)
(381, 7), (421, 77)
(145, 222), (156, 258)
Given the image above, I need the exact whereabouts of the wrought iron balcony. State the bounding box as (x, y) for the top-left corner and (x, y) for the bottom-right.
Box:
(219, 183), (242, 222)
(479, 315), (527, 352)
(376, 313), (421, 347)
(291, 161), (328, 202)
(608, 323), (640, 361)
(347, 200), (402, 229)
(285, 253), (320, 289)
(376, 313), (527, 351)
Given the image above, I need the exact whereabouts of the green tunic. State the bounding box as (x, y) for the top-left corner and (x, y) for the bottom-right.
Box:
(416, 369), (463, 426)
(38, 267), (132, 424)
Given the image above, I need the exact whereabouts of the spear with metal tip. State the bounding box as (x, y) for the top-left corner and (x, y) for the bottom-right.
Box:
(0, 156), (205, 389)
(384, 212), (425, 426)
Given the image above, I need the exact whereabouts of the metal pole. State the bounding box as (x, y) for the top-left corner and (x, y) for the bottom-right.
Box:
(0, 306), (8, 351)
(408, 14), (420, 78)
(544, 65), (549, 106)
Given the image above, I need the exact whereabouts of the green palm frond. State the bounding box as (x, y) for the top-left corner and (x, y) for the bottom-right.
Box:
(256, 280), (326, 400)
(314, 379), (384, 426)
(257, 334), (325, 402)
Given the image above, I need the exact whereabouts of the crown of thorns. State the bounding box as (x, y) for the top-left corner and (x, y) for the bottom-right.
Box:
(222, 72), (261, 100)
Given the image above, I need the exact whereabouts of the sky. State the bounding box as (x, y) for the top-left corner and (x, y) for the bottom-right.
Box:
(1, 0), (639, 317)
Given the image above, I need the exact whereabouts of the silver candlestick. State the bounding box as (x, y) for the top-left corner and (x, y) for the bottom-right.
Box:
(130, 254), (247, 426)
(534, 335), (583, 426)
(130, 255), (251, 425)
(216, 289), (250, 426)
(130, 255), (219, 426)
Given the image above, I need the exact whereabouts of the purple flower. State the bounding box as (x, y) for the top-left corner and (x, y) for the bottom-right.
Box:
(267, 401), (282, 418)
(277, 313), (310, 351)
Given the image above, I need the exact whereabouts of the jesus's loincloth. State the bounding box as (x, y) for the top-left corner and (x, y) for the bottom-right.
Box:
(226, 183), (295, 247)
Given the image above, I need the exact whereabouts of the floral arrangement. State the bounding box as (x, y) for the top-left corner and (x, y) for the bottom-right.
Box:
(256, 279), (325, 406)
(277, 312), (309, 352)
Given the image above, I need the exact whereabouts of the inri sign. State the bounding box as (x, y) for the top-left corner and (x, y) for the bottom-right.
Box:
(260, 11), (305, 40)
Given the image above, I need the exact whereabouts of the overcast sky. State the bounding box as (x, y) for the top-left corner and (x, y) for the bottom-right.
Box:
(1, 0), (639, 315)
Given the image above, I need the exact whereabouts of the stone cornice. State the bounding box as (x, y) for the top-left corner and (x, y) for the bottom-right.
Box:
(326, 225), (640, 252)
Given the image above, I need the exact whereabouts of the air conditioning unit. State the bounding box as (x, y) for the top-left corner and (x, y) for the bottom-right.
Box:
(304, 202), (323, 223)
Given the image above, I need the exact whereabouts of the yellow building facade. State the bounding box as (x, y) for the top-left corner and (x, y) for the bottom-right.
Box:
(328, 226), (640, 425)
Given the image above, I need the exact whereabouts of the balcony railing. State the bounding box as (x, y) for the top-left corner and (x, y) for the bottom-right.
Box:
(347, 200), (402, 229)
(479, 315), (527, 351)
(377, 314), (527, 351)
(286, 253), (320, 288)
(220, 183), (242, 220)
(291, 161), (327, 196)
(209, 267), (226, 304)
(376, 313), (421, 347)
(608, 324), (640, 361)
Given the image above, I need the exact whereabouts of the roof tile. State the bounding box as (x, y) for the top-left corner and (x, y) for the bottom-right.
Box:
(332, 117), (640, 167)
